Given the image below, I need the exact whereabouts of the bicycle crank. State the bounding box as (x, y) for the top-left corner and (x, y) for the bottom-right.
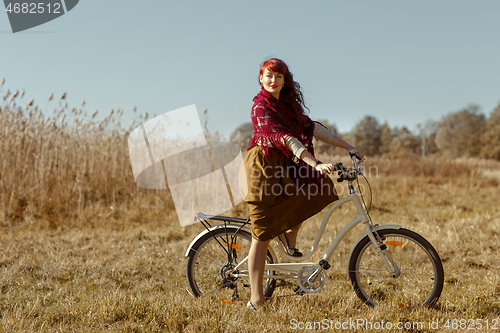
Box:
(297, 266), (325, 293)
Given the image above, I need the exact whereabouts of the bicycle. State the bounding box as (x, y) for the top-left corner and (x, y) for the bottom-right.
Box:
(185, 151), (444, 307)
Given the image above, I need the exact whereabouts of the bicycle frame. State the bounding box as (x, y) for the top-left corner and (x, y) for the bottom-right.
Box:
(231, 189), (400, 280)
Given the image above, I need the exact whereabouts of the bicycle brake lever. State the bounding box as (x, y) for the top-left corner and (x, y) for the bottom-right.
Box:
(332, 162), (342, 171)
(349, 150), (366, 164)
(348, 149), (360, 158)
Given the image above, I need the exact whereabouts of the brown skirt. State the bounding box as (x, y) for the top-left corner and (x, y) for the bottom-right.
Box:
(243, 146), (339, 241)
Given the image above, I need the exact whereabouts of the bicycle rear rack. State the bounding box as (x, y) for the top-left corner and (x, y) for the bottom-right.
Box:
(194, 212), (250, 262)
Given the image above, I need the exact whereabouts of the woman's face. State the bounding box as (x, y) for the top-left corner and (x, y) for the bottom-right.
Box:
(259, 68), (285, 99)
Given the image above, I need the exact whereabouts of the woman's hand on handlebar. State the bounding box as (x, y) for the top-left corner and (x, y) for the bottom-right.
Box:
(356, 149), (365, 159)
(314, 163), (335, 175)
(348, 147), (364, 159)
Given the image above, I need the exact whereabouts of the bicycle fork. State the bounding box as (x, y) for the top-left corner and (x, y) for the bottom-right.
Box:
(364, 224), (401, 277)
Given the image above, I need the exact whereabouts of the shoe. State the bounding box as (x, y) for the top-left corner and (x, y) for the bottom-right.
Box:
(289, 248), (303, 257)
(277, 233), (303, 257)
(247, 301), (257, 311)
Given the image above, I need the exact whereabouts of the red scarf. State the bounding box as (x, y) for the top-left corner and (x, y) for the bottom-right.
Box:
(248, 88), (319, 179)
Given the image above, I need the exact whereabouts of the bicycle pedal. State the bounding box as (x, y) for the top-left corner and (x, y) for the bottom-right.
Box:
(294, 286), (305, 295)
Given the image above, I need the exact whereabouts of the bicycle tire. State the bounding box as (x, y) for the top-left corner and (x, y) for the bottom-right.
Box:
(348, 228), (444, 307)
(186, 227), (276, 301)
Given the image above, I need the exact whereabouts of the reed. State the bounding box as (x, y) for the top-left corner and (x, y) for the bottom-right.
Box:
(0, 96), (174, 229)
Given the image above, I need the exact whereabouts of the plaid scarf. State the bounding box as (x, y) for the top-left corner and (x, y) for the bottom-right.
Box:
(248, 88), (319, 179)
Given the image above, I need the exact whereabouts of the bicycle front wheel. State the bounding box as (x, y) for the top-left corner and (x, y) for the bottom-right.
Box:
(348, 228), (444, 307)
(186, 227), (276, 302)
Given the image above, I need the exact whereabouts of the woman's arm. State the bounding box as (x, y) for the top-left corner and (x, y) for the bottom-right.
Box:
(299, 150), (335, 174)
(313, 122), (360, 153)
(300, 123), (364, 174)
(330, 135), (362, 156)
(284, 123), (364, 174)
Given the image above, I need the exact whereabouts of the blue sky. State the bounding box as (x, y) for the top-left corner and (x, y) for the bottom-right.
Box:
(1, 0), (499, 138)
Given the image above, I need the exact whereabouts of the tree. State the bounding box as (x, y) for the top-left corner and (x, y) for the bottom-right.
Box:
(229, 122), (254, 150)
(481, 102), (500, 160)
(378, 122), (394, 155)
(389, 132), (420, 158)
(425, 133), (439, 156)
(352, 115), (381, 156)
(434, 104), (486, 158)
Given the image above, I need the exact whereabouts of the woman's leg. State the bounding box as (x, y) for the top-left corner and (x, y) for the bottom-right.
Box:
(284, 222), (302, 249)
(248, 237), (271, 308)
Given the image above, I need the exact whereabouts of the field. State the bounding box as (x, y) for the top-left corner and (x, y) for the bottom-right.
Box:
(1, 107), (500, 332)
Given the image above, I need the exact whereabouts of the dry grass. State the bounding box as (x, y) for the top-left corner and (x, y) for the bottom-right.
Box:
(0, 101), (500, 332)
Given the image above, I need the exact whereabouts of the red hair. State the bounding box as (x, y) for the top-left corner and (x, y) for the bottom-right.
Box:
(259, 58), (309, 126)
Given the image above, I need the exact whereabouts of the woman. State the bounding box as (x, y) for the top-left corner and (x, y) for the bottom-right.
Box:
(244, 58), (364, 310)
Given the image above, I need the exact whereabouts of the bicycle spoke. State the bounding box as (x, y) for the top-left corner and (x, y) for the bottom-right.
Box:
(400, 255), (432, 272)
(191, 247), (226, 268)
(397, 239), (419, 268)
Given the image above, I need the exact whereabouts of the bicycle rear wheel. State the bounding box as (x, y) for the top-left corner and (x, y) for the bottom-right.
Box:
(348, 228), (444, 307)
(186, 227), (276, 302)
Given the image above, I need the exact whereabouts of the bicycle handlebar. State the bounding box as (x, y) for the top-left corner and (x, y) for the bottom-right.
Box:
(348, 149), (361, 159)
(331, 162), (344, 172)
(329, 152), (365, 183)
